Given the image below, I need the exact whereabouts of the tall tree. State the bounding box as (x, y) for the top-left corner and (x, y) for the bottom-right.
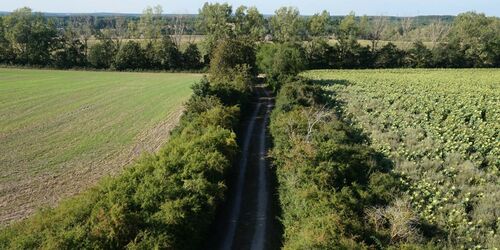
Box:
(0, 16), (13, 63)
(338, 11), (359, 40)
(369, 15), (388, 51)
(139, 5), (164, 40)
(308, 10), (330, 37)
(71, 16), (94, 56)
(198, 2), (233, 57)
(449, 12), (500, 66)
(234, 6), (266, 41)
(269, 7), (306, 42)
(427, 20), (450, 48)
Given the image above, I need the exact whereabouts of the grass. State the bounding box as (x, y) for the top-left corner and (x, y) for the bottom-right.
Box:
(0, 68), (200, 225)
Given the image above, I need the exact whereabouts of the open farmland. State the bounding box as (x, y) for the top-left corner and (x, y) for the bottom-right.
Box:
(0, 68), (199, 225)
(304, 69), (500, 248)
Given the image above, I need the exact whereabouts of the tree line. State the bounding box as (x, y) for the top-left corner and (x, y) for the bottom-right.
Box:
(0, 7), (203, 70)
(1, 4), (499, 70)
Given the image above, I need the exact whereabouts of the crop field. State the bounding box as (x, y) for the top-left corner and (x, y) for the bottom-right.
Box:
(304, 69), (500, 248)
(0, 68), (200, 225)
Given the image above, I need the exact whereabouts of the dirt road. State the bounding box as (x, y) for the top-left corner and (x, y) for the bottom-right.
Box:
(207, 85), (280, 250)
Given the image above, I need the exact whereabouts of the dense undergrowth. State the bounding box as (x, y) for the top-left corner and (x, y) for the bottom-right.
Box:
(0, 38), (255, 249)
(270, 79), (444, 249)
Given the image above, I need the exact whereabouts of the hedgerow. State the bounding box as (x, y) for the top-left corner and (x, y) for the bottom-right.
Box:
(270, 79), (436, 249)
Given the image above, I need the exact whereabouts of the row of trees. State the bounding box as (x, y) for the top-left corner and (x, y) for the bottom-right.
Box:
(0, 7), (203, 70)
(1, 5), (498, 70)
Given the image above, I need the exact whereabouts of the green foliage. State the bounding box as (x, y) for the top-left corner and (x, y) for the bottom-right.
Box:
(307, 10), (331, 37)
(449, 12), (500, 67)
(197, 2), (233, 57)
(182, 43), (202, 69)
(270, 79), (413, 249)
(269, 7), (306, 42)
(52, 33), (87, 69)
(374, 43), (406, 68)
(256, 43), (305, 90)
(234, 6), (266, 41)
(113, 41), (145, 70)
(406, 41), (433, 68)
(87, 39), (116, 69)
(303, 38), (334, 69)
(209, 38), (257, 79)
(2, 7), (58, 65)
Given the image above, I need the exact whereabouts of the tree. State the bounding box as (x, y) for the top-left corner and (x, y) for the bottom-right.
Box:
(208, 38), (256, 105)
(70, 16), (94, 56)
(139, 5), (164, 40)
(269, 7), (306, 42)
(198, 3), (233, 58)
(88, 38), (116, 69)
(338, 12), (359, 40)
(308, 10), (330, 37)
(400, 17), (413, 40)
(0, 16), (14, 63)
(358, 15), (370, 39)
(113, 41), (145, 70)
(406, 41), (432, 68)
(234, 6), (266, 41)
(209, 38), (256, 80)
(303, 38), (334, 69)
(52, 26), (86, 68)
(158, 37), (181, 70)
(3, 7), (58, 65)
(182, 43), (202, 69)
(427, 20), (450, 48)
(257, 43), (305, 89)
(449, 12), (500, 67)
(374, 43), (405, 68)
(369, 16), (389, 51)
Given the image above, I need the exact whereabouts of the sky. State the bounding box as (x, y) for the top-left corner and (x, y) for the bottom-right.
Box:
(1, 0), (499, 16)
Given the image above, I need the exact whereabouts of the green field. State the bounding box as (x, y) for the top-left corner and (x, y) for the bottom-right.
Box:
(0, 68), (200, 225)
(304, 69), (500, 248)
